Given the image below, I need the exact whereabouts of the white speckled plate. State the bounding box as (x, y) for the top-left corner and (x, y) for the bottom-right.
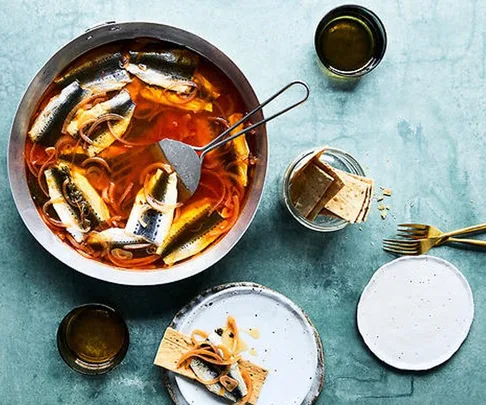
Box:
(163, 282), (324, 405)
(357, 256), (474, 370)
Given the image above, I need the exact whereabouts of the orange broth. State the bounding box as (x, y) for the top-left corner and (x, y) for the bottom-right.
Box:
(24, 40), (253, 269)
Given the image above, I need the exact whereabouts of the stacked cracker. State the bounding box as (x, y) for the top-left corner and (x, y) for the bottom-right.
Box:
(289, 149), (373, 223)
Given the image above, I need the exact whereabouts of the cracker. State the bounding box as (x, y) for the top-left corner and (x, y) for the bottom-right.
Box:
(290, 163), (334, 217)
(154, 328), (268, 405)
(324, 171), (369, 223)
(306, 161), (345, 221)
(342, 172), (374, 223)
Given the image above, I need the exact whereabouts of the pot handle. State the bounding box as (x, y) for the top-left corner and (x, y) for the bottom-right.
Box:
(85, 21), (117, 33)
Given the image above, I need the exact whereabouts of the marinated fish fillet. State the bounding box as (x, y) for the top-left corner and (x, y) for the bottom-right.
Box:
(139, 85), (212, 113)
(125, 169), (178, 246)
(190, 358), (239, 402)
(87, 227), (148, 250)
(225, 113), (250, 187)
(205, 331), (248, 400)
(124, 50), (198, 94)
(29, 81), (90, 146)
(45, 162), (110, 242)
(158, 199), (225, 264)
(85, 92), (135, 157)
(55, 52), (131, 92)
(65, 90), (134, 137)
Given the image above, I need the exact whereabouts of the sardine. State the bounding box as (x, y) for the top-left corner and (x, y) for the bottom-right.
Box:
(189, 358), (238, 402)
(29, 81), (90, 146)
(225, 113), (250, 187)
(55, 52), (131, 93)
(87, 228), (148, 251)
(45, 162), (110, 242)
(158, 199), (225, 264)
(207, 332), (248, 399)
(85, 91), (135, 157)
(65, 89), (134, 137)
(124, 50), (198, 94)
(139, 84), (212, 113)
(125, 169), (178, 246)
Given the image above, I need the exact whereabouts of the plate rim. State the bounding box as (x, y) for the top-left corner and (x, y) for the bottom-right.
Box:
(162, 282), (325, 405)
(357, 255), (475, 371)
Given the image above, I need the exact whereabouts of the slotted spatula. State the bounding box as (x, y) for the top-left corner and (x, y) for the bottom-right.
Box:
(159, 80), (310, 199)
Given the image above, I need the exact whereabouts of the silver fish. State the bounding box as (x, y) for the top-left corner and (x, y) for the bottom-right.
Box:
(157, 199), (224, 264)
(87, 228), (149, 251)
(124, 50), (198, 94)
(65, 89), (134, 137)
(189, 331), (247, 402)
(28, 81), (90, 146)
(55, 52), (131, 93)
(125, 169), (178, 246)
(85, 90), (135, 157)
(207, 332), (248, 399)
(45, 161), (110, 242)
(189, 358), (238, 402)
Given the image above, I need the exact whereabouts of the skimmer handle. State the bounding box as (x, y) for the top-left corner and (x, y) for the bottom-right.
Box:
(197, 80), (310, 158)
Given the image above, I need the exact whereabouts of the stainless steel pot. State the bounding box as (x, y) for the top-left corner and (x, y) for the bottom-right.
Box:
(8, 22), (267, 286)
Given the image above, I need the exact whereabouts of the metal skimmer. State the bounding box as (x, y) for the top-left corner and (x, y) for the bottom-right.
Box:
(159, 80), (310, 199)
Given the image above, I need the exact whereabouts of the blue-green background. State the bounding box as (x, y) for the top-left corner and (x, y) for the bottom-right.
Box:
(2, 0), (486, 403)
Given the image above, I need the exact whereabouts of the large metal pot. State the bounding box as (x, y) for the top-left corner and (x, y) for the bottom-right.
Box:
(8, 22), (267, 286)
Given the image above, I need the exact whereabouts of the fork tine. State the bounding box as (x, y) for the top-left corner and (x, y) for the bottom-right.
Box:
(383, 241), (420, 251)
(383, 244), (418, 254)
(383, 245), (419, 255)
(398, 224), (427, 231)
(397, 230), (427, 238)
(383, 238), (420, 246)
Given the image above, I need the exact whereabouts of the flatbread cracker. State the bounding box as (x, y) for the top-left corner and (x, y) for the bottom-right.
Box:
(324, 171), (369, 223)
(154, 328), (268, 405)
(341, 172), (374, 222)
(290, 163), (334, 217)
(306, 161), (345, 221)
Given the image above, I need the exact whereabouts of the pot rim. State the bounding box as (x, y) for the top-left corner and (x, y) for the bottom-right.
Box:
(8, 21), (268, 286)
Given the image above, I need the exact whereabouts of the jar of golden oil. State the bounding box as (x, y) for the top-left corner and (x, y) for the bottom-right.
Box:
(57, 304), (129, 375)
(315, 5), (387, 78)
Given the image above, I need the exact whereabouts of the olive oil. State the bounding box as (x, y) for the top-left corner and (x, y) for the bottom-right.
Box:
(315, 5), (387, 77)
(57, 304), (129, 375)
(320, 17), (374, 73)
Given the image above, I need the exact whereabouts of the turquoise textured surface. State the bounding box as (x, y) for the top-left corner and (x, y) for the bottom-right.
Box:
(2, 0), (486, 403)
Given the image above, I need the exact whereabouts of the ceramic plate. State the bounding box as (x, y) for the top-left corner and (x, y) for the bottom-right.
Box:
(357, 256), (474, 370)
(163, 282), (324, 404)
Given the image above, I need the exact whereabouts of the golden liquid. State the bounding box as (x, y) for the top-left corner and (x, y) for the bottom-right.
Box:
(244, 328), (260, 339)
(66, 308), (126, 364)
(320, 16), (374, 72)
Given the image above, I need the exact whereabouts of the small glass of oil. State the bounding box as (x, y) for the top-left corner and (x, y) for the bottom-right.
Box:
(315, 5), (387, 78)
(57, 304), (129, 375)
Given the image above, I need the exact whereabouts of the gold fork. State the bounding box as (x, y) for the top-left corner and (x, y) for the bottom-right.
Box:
(397, 223), (486, 241)
(383, 237), (486, 255)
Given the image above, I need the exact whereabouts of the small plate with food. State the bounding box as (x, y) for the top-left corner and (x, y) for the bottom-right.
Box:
(154, 282), (325, 404)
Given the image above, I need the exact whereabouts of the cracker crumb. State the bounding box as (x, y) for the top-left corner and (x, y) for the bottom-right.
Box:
(381, 211), (388, 220)
(378, 204), (385, 210)
(383, 188), (392, 196)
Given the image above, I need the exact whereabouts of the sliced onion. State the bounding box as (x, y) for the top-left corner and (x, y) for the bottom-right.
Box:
(122, 243), (152, 250)
(81, 156), (111, 172)
(41, 198), (66, 228)
(111, 248), (133, 261)
(139, 163), (173, 185)
(61, 92), (108, 134)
